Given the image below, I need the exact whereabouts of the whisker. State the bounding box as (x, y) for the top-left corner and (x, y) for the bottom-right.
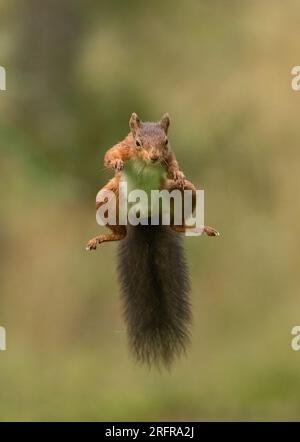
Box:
(99, 166), (110, 172)
(161, 157), (168, 168)
(137, 163), (146, 177)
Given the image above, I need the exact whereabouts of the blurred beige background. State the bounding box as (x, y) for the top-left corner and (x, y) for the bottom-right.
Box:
(1, 0), (300, 421)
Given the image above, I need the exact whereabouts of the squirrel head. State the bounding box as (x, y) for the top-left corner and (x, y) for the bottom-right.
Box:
(129, 113), (170, 164)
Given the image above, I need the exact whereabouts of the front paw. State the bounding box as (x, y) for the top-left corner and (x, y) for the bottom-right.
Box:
(105, 159), (124, 171)
(114, 159), (124, 171)
(173, 170), (185, 187)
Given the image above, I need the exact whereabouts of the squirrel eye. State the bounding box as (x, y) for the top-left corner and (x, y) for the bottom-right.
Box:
(165, 138), (168, 145)
(136, 140), (141, 147)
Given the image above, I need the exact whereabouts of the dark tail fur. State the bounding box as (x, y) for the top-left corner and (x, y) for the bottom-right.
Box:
(117, 225), (191, 368)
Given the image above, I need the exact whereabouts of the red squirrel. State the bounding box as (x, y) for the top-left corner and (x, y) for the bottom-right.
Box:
(87, 113), (219, 367)
(87, 113), (218, 250)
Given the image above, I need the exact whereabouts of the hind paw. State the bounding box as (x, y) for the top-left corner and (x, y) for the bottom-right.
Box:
(86, 238), (100, 251)
(204, 226), (220, 237)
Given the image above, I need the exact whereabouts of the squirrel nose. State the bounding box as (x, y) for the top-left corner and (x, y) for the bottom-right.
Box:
(151, 156), (159, 163)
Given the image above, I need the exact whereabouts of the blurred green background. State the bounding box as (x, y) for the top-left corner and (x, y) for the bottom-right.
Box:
(1, 0), (300, 421)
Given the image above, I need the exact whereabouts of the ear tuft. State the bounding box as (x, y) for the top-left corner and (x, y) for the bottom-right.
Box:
(129, 112), (141, 135)
(160, 113), (170, 133)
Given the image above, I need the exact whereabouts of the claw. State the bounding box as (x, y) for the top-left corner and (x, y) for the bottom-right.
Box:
(173, 170), (186, 187)
(114, 159), (124, 171)
(86, 239), (99, 251)
(205, 227), (220, 237)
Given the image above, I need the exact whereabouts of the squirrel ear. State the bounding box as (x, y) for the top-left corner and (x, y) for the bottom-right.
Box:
(160, 113), (170, 133)
(129, 112), (141, 135)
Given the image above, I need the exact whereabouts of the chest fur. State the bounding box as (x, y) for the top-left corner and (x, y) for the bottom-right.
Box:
(121, 159), (166, 195)
(120, 159), (166, 218)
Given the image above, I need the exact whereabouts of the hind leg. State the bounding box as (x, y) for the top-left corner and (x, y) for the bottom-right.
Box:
(86, 224), (127, 250)
(170, 224), (219, 236)
(164, 178), (219, 236)
(164, 178), (196, 212)
(86, 175), (126, 250)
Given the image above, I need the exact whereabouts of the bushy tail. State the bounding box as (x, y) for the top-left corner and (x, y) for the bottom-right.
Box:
(117, 225), (191, 368)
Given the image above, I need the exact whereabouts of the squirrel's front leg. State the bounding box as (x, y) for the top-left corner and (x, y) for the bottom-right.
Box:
(104, 137), (134, 172)
(104, 144), (126, 171)
(165, 152), (186, 187)
(104, 153), (124, 172)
